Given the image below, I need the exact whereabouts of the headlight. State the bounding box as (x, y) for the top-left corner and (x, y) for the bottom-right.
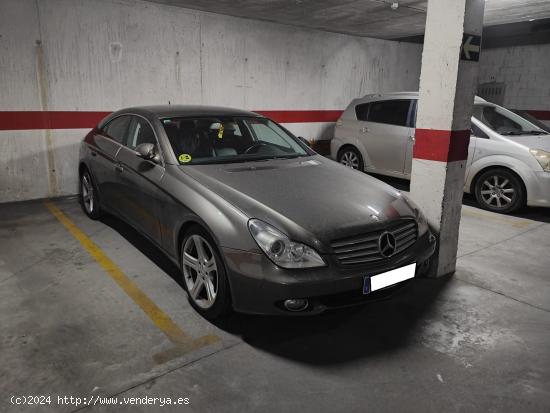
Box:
(248, 219), (326, 269)
(530, 149), (550, 172)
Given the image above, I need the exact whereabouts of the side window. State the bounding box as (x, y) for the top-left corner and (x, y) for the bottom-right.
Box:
(103, 116), (131, 143)
(355, 103), (370, 121)
(367, 100), (411, 127)
(471, 123), (489, 139)
(250, 122), (291, 148)
(125, 117), (157, 149)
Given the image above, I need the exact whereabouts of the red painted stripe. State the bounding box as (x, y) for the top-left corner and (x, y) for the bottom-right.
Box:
(0, 110), (343, 131)
(0, 108), (547, 131)
(413, 129), (470, 162)
(0, 111), (112, 131)
(254, 110), (343, 123)
(526, 110), (550, 121)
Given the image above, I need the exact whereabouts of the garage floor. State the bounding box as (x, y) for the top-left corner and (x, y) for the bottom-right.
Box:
(1, 194), (550, 412)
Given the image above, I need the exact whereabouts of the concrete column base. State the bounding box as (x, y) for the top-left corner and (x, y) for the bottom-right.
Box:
(411, 159), (468, 277)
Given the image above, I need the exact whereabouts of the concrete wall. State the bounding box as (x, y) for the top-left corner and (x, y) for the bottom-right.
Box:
(478, 43), (550, 120)
(0, 0), (422, 203)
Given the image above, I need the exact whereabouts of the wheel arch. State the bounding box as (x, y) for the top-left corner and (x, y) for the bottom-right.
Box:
(78, 161), (88, 177)
(336, 143), (367, 168)
(337, 143), (360, 158)
(175, 218), (236, 306)
(470, 165), (528, 202)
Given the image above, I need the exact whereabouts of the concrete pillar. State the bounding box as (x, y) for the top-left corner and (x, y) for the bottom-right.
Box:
(410, 0), (485, 276)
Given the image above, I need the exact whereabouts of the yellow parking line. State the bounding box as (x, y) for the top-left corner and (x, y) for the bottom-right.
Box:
(44, 200), (219, 358)
(462, 208), (531, 229)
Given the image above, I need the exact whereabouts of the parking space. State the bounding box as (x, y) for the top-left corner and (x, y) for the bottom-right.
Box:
(1, 197), (549, 412)
(2, 0), (550, 411)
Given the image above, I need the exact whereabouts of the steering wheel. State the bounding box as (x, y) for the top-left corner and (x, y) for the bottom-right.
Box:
(244, 142), (269, 154)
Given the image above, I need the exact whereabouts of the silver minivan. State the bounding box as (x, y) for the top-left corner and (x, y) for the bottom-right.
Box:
(331, 92), (550, 213)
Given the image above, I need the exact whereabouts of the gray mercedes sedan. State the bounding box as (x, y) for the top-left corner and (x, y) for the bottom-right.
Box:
(78, 105), (436, 319)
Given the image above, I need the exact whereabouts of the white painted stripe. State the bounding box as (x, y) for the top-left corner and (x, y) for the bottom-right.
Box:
(371, 263), (416, 291)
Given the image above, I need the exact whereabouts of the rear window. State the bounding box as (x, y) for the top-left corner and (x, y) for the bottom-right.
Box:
(355, 103), (370, 121)
(364, 99), (411, 127)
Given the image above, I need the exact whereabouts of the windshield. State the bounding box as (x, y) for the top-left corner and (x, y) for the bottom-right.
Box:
(473, 104), (549, 136)
(162, 116), (310, 165)
(511, 110), (550, 133)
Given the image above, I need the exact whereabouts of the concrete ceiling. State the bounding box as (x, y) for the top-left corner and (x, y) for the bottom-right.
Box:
(145, 0), (550, 39)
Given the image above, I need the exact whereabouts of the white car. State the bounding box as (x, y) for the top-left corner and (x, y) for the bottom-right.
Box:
(331, 92), (550, 213)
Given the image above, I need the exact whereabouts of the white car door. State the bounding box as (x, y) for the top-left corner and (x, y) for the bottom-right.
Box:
(359, 99), (413, 176)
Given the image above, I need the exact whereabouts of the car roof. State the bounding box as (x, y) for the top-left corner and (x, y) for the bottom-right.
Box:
(356, 91), (486, 103)
(98, 105), (264, 128)
(121, 105), (262, 119)
(340, 92), (487, 120)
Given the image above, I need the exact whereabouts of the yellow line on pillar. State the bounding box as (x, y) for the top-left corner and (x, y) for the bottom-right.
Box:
(44, 200), (219, 355)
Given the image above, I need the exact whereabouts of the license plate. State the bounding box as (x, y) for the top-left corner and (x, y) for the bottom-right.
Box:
(363, 263), (416, 294)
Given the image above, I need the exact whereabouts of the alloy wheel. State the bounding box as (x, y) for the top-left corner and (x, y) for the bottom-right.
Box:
(480, 174), (516, 209)
(82, 174), (94, 214)
(340, 151), (359, 169)
(182, 235), (218, 309)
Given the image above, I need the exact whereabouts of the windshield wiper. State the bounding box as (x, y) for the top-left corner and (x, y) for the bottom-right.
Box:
(502, 130), (549, 136)
(186, 154), (306, 165)
(521, 130), (549, 135)
(271, 154), (304, 159)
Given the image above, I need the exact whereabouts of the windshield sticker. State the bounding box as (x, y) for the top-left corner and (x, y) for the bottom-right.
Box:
(218, 123), (224, 139)
(178, 153), (192, 163)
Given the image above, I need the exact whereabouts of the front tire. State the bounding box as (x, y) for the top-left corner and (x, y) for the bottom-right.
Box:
(180, 226), (231, 320)
(79, 169), (102, 219)
(337, 147), (364, 171)
(474, 168), (525, 214)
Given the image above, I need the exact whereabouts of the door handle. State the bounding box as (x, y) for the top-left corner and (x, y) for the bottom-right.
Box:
(115, 164), (124, 173)
(91, 151), (97, 157)
(361, 127), (369, 133)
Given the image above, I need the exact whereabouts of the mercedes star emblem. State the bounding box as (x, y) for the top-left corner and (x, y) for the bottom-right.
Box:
(378, 231), (396, 258)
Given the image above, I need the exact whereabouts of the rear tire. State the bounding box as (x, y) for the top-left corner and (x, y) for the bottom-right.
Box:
(180, 226), (232, 321)
(79, 169), (102, 220)
(337, 146), (364, 171)
(474, 168), (525, 214)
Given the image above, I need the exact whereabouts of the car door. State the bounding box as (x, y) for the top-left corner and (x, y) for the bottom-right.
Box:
(358, 99), (413, 176)
(90, 115), (131, 211)
(114, 115), (165, 245)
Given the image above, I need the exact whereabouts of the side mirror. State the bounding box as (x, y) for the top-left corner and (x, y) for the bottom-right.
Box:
(135, 143), (160, 163)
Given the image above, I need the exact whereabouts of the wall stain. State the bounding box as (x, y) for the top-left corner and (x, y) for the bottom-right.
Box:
(109, 42), (122, 62)
(35, 39), (59, 196)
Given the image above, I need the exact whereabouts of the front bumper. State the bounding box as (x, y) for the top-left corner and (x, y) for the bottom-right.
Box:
(222, 231), (436, 315)
(526, 170), (550, 207)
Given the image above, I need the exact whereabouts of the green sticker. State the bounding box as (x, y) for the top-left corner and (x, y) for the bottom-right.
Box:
(179, 153), (192, 163)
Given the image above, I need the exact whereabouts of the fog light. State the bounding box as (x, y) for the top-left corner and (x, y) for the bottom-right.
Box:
(283, 298), (309, 312)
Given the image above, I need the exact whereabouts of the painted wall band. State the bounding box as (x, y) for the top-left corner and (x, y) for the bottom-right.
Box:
(0, 110), (344, 131)
(413, 128), (471, 162)
(0, 109), (547, 131)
